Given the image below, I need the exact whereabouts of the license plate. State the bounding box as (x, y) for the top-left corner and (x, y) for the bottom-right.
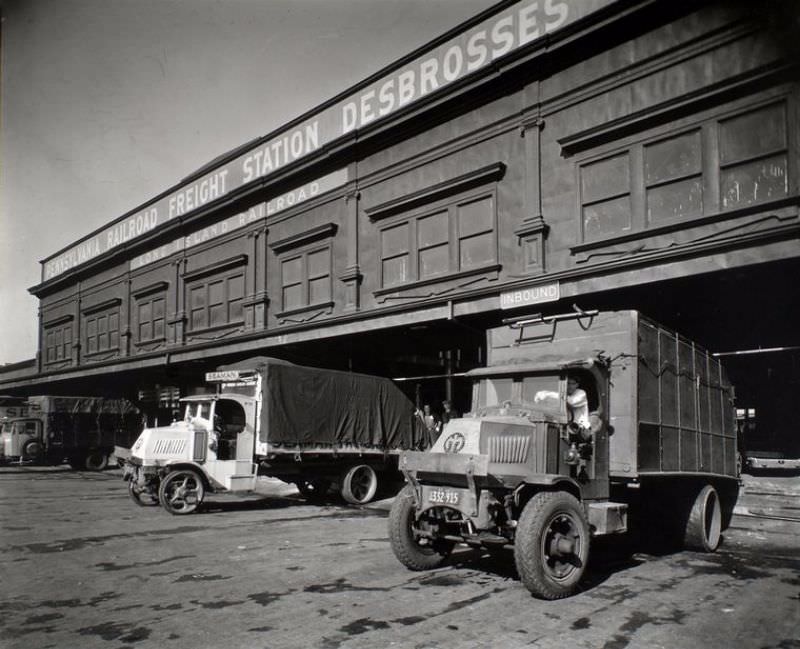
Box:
(427, 488), (461, 505)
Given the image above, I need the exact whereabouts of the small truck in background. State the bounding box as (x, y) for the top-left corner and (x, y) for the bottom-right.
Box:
(121, 357), (427, 513)
(0, 395), (142, 470)
(389, 310), (740, 599)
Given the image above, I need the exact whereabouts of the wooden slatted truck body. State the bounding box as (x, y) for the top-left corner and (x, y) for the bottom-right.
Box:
(389, 310), (740, 599)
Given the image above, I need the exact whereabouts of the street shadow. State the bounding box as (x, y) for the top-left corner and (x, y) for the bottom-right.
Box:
(437, 534), (648, 594)
(198, 494), (306, 513)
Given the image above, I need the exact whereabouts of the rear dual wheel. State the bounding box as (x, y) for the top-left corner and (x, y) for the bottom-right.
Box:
(340, 464), (379, 505)
(683, 484), (722, 552)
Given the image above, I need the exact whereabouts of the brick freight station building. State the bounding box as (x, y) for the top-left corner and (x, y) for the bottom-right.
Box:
(3, 0), (799, 456)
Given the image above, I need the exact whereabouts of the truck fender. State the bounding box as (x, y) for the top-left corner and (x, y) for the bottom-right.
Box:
(162, 461), (213, 491)
(514, 475), (582, 509)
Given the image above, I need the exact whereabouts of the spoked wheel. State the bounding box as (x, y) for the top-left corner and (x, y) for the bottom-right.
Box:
(683, 484), (722, 552)
(128, 479), (159, 507)
(296, 478), (331, 502)
(158, 469), (205, 515)
(514, 492), (590, 600)
(388, 485), (455, 571)
(341, 464), (378, 505)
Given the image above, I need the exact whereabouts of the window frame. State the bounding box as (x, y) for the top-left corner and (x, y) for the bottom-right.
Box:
(82, 299), (122, 359)
(573, 94), (796, 250)
(276, 242), (333, 317)
(43, 316), (73, 366)
(375, 185), (500, 292)
(185, 265), (246, 334)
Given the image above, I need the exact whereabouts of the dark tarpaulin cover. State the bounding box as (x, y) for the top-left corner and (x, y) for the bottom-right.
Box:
(217, 357), (425, 450)
(26, 396), (142, 448)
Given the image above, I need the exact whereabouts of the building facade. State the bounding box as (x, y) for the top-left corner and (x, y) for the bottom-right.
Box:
(4, 0), (799, 452)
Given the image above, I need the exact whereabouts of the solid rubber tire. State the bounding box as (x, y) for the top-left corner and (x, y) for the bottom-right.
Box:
(514, 491), (590, 600)
(683, 484), (722, 552)
(388, 485), (452, 571)
(128, 479), (159, 506)
(341, 464), (378, 504)
(84, 450), (109, 471)
(158, 469), (205, 515)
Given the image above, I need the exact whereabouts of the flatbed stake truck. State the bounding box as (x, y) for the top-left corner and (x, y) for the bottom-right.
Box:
(120, 357), (427, 513)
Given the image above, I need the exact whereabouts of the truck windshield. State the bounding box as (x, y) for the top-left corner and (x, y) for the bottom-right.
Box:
(184, 402), (213, 421)
(476, 374), (563, 416)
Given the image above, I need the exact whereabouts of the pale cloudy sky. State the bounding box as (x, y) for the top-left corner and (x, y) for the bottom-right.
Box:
(0, 0), (496, 364)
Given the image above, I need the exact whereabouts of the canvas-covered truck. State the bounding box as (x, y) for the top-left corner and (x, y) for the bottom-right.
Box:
(0, 396), (142, 470)
(389, 309), (740, 599)
(120, 357), (427, 513)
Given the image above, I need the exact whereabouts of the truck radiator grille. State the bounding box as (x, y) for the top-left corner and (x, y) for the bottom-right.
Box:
(153, 439), (187, 455)
(488, 435), (531, 464)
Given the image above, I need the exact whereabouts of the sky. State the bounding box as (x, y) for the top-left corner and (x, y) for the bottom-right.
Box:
(0, 0), (497, 365)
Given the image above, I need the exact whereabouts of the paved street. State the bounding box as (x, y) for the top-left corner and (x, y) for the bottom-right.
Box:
(0, 467), (798, 649)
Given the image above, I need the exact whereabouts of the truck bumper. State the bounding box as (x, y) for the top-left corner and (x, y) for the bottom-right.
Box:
(399, 450), (489, 477)
(747, 456), (800, 470)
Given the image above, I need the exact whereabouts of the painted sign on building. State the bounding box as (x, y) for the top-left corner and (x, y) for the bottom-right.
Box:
(130, 168), (348, 271)
(500, 282), (560, 309)
(43, 0), (618, 282)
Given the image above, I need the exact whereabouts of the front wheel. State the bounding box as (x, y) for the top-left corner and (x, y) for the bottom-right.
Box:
(388, 485), (454, 571)
(128, 478), (159, 506)
(341, 464), (378, 504)
(22, 441), (43, 461)
(158, 469), (205, 515)
(514, 491), (590, 600)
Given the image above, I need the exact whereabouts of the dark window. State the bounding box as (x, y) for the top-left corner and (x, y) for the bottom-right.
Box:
(187, 269), (244, 331)
(719, 103), (788, 211)
(84, 308), (120, 355)
(280, 246), (331, 311)
(44, 321), (72, 364)
(379, 190), (496, 288)
(136, 293), (166, 342)
(578, 100), (790, 242)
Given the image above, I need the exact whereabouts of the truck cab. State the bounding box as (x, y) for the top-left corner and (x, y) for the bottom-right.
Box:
(0, 419), (43, 463)
(125, 371), (261, 513)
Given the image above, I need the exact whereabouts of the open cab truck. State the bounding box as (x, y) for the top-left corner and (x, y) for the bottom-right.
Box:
(121, 357), (426, 513)
(389, 310), (740, 599)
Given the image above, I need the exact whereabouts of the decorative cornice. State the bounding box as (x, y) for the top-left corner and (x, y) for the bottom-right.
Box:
(364, 163), (506, 222)
(132, 281), (169, 298)
(269, 223), (337, 253)
(81, 297), (122, 315)
(183, 254), (247, 281)
(42, 313), (74, 328)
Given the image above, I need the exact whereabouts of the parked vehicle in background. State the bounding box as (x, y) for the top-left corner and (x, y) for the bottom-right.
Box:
(120, 357), (427, 513)
(0, 396), (142, 470)
(389, 309), (740, 599)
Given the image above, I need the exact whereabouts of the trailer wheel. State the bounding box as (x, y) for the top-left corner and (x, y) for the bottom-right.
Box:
(84, 450), (109, 471)
(683, 484), (722, 552)
(514, 491), (590, 600)
(341, 464), (378, 504)
(388, 485), (454, 571)
(128, 479), (159, 507)
(296, 479), (331, 502)
(158, 469), (205, 515)
(22, 441), (43, 461)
